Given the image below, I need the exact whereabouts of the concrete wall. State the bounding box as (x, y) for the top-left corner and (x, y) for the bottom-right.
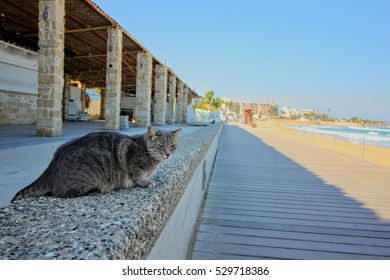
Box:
(146, 124), (221, 259)
(0, 41), (38, 124)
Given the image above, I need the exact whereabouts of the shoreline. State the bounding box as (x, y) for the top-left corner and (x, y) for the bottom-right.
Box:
(253, 119), (390, 168)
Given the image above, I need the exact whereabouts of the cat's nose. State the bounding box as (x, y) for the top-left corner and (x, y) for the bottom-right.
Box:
(165, 150), (171, 158)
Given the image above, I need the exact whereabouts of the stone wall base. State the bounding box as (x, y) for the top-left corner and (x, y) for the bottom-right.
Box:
(0, 91), (37, 124)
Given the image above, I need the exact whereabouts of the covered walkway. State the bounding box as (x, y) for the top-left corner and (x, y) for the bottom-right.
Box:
(191, 124), (390, 259)
(1, 0), (196, 134)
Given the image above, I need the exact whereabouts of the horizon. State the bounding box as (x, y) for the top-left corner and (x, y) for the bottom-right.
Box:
(219, 98), (389, 123)
(93, 0), (390, 122)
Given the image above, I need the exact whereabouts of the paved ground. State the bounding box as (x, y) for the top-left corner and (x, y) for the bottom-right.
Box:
(0, 121), (202, 207)
(191, 124), (390, 260)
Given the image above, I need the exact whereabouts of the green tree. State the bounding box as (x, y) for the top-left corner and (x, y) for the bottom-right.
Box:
(204, 90), (215, 105)
(225, 100), (233, 110)
(212, 97), (223, 111)
(194, 98), (208, 110)
(194, 90), (223, 112)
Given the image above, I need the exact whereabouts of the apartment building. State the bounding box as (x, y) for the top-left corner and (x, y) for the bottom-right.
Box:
(281, 106), (316, 118)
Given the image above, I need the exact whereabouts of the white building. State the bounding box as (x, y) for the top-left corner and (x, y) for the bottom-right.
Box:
(281, 106), (315, 118)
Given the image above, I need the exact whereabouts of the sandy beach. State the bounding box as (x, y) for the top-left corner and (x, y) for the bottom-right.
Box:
(236, 121), (390, 222)
(254, 119), (390, 168)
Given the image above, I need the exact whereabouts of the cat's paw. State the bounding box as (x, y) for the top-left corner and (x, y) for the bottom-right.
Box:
(137, 178), (156, 188)
(145, 180), (156, 188)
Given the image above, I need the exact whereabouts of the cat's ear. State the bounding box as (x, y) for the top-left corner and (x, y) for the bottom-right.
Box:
(172, 128), (182, 139)
(147, 125), (161, 140)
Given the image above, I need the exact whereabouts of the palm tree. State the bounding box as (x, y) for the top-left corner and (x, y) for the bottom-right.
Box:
(212, 97), (223, 111)
(204, 90), (215, 105)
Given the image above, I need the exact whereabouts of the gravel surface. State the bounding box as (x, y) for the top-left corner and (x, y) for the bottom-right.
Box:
(0, 123), (223, 259)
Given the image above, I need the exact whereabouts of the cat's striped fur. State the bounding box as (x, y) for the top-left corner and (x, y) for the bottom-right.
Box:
(11, 126), (182, 202)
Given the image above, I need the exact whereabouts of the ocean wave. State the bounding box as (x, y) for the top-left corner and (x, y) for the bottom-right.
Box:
(292, 125), (390, 148)
(368, 132), (379, 136)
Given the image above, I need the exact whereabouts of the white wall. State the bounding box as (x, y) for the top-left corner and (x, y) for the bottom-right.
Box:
(146, 125), (223, 259)
(0, 41), (38, 95)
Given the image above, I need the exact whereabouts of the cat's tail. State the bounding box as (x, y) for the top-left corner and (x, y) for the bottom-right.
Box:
(11, 179), (51, 203)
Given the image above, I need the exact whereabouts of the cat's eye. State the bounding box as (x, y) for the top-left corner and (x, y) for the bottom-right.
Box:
(171, 144), (176, 149)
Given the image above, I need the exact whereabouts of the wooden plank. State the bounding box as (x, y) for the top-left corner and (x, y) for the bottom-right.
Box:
(193, 241), (385, 260)
(202, 201), (381, 220)
(190, 125), (390, 260)
(201, 211), (390, 232)
(198, 224), (390, 247)
(203, 206), (386, 225)
(192, 251), (269, 260)
(205, 195), (374, 211)
(207, 189), (361, 204)
(201, 218), (390, 239)
(196, 232), (390, 257)
(204, 197), (376, 215)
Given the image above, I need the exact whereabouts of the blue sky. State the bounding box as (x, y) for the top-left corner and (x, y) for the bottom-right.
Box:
(93, 0), (390, 122)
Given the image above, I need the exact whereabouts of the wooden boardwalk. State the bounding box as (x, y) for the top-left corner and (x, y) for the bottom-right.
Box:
(191, 125), (390, 260)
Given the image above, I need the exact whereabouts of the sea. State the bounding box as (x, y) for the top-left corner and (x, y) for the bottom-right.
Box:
(292, 125), (390, 148)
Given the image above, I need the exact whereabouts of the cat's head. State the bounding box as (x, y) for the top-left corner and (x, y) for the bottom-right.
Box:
(146, 126), (182, 161)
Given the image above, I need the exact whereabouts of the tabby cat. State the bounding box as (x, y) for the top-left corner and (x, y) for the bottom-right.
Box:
(11, 126), (182, 202)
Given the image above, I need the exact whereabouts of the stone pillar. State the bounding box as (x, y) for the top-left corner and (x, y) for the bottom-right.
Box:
(99, 88), (105, 119)
(105, 27), (122, 130)
(167, 75), (176, 124)
(36, 0), (65, 136)
(62, 74), (70, 120)
(153, 64), (167, 125)
(176, 82), (184, 124)
(183, 87), (189, 123)
(135, 52), (153, 127)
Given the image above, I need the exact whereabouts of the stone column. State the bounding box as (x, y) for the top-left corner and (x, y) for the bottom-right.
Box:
(99, 88), (105, 119)
(36, 0), (65, 136)
(183, 87), (189, 123)
(167, 75), (176, 124)
(135, 52), (153, 127)
(62, 74), (70, 120)
(153, 64), (167, 125)
(105, 27), (122, 130)
(176, 82), (184, 124)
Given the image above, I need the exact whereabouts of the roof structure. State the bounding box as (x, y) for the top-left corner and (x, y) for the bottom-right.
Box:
(0, 0), (197, 96)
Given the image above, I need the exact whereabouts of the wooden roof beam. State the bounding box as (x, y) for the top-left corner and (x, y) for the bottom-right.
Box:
(65, 25), (113, 34)
(22, 25), (113, 37)
(64, 51), (140, 60)
(3, 14), (36, 34)
(122, 59), (136, 74)
(66, 13), (108, 42)
(66, 32), (106, 54)
(69, 68), (107, 75)
(3, 0), (36, 18)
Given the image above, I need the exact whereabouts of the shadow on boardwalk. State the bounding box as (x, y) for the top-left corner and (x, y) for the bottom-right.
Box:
(191, 125), (390, 260)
